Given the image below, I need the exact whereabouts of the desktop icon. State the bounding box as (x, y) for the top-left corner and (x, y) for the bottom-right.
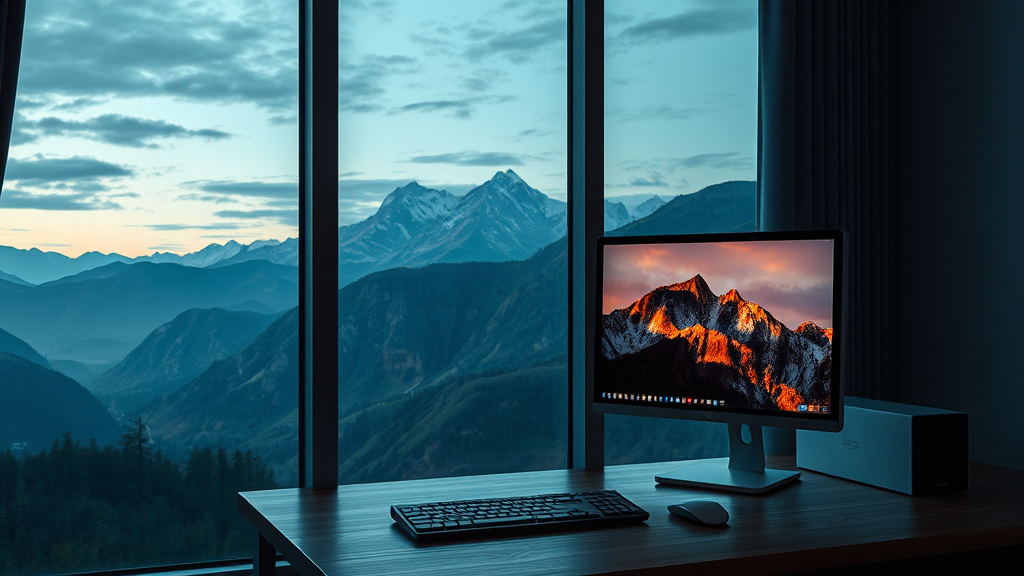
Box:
(799, 405), (808, 412)
(713, 400), (718, 406)
(822, 406), (830, 413)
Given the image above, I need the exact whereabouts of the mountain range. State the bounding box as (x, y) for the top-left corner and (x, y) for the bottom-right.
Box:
(0, 175), (756, 483)
(609, 180), (755, 236)
(138, 308), (299, 482)
(604, 195), (667, 230)
(338, 169), (566, 287)
(0, 352), (121, 450)
(600, 274), (831, 411)
(336, 238), (567, 413)
(134, 240), (570, 482)
(0, 327), (51, 369)
(90, 308), (280, 413)
(0, 238), (297, 285)
(0, 259), (297, 361)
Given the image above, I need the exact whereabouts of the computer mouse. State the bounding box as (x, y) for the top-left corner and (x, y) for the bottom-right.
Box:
(667, 500), (730, 526)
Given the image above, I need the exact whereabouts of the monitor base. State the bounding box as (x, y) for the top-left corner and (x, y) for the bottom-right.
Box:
(655, 459), (800, 494)
(654, 424), (801, 494)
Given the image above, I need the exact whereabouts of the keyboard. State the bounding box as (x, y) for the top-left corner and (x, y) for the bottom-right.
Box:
(390, 489), (649, 541)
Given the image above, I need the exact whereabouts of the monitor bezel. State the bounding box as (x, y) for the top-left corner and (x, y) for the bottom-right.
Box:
(592, 229), (845, 433)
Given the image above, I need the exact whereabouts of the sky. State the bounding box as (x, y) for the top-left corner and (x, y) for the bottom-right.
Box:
(0, 0), (298, 258)
(0, 0), (757, 258)
(605, 0), (757, 199)
(602, 239), (835, 330)
(337, 0), (569, 225)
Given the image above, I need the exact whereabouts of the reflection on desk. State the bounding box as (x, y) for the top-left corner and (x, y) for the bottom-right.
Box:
(239, 457), (1024, 576)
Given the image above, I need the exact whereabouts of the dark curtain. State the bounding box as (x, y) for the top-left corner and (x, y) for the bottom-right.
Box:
(0, 0), (25, 196)
(759, 0), (892, 401)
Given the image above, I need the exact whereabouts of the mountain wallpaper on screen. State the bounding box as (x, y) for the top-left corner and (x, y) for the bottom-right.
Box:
(600, 274), (831, 411)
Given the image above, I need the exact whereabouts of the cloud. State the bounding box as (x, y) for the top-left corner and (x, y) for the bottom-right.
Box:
(339, 55), (418, 114)
(615, 0), (757, 46)
(405, 151), (535, 166)
(628, 175), (669, 188)
(212, 208), (297, 226)
(52, 97), (105, 111)
(0, 188), (125, 211)
(139, 222), (248, 231)
(5, 155), (134, 186)
(186, 180), (298, 201)
(393, 95), (515, 120)
(671, 153), (753, 171)
(466, 18), (566, 63)
(461, 76), (496, 93)
(607, 172), (673, 190)
(397, 100), (477, 119)
(14, 114), (231, 148)
(17, 0), (297, 112)
(147, 243), (190, 252)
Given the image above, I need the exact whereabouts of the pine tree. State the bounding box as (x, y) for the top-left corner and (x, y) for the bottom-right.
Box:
(118, 416), (153, 500)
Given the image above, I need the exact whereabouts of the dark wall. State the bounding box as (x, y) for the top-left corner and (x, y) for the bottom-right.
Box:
(891, 0), (1024, 470)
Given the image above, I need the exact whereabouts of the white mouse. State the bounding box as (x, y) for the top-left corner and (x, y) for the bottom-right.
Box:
(667, 500), (730, 526)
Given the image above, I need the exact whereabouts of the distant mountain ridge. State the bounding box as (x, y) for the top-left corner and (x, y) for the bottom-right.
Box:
(609, 181), (755, 236)
(600, 274), (831, 411)
(0, 238), (295, 285)
(0, 353), (121, 451)
(338, 170), (566, 287)
(337, 181), (461, 286)
(0, 259), (297, 359)
(0, 269), (31, 285)
(136, 240), (569, 478)
(138, 308), (300, 481)
(0, 327), (51, 369)
(90, 308), (279, 413)
(604, 194), (667, 230)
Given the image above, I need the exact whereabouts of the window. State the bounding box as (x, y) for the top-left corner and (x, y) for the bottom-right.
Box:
(0, 1), (761, 572)
(337, 0), (568, 483)
(602, 0), (758, 464)
(0, 1), (297, 573)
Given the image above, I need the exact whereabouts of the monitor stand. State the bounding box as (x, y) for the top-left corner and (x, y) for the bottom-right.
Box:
(654, 424), (800, 494)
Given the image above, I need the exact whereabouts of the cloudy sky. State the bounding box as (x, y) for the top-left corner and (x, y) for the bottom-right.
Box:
(0, 0), (756, 258)
(602, 239), (835, 330)
(605, 0), (757, 198)
(337, 0), (568, 225)
(0, 0), (298, 258)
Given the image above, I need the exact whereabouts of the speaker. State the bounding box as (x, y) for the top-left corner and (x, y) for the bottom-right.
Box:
(796, 397), (969, 495)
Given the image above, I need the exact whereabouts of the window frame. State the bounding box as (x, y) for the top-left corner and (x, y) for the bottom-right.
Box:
(23, 0), (765, 572)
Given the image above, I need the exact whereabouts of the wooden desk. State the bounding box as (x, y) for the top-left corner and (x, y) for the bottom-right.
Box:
(238, 458), (1024, 575)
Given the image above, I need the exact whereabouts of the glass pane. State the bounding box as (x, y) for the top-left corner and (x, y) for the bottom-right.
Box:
(603, 0), (758, 464)
(0, 1), (297, 573)
(338, 0), (568, 483)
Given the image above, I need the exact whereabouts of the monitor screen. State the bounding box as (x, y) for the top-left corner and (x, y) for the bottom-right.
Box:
(594, 231), (843, 430)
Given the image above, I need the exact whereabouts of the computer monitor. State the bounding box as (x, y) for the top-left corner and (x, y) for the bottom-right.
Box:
(594, 230), (845, 494)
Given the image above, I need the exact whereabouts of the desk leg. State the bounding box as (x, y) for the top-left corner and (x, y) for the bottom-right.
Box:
(253, 531), (276, 576)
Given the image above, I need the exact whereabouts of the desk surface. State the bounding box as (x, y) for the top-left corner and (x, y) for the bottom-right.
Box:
(239, 458), (1024, 576)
